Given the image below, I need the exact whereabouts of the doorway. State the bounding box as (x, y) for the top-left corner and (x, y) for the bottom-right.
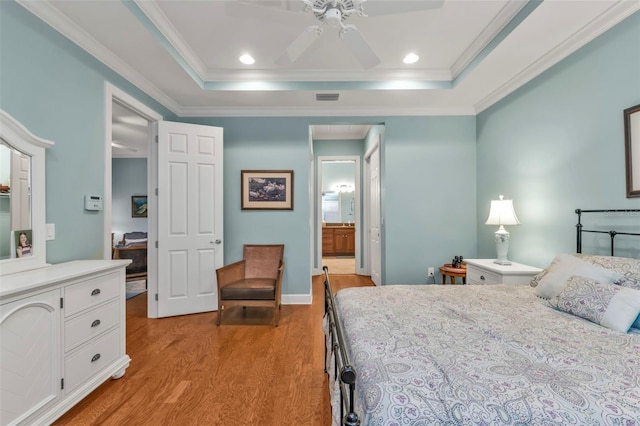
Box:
(318, 157), (360, 275)
(104, 82), (162, 318)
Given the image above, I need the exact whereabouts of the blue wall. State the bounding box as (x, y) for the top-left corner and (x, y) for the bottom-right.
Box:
(0, 2), (174, 263)
(476, 11), (640, 267)
(185, 116), (477, 287)
(112, 158), (148, 244)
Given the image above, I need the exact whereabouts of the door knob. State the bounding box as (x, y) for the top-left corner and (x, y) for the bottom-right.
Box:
(214, 239), (222, 244)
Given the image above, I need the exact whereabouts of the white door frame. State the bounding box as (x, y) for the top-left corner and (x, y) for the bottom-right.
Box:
(104, 82), (162, 318)
(315, 155), (362, 276)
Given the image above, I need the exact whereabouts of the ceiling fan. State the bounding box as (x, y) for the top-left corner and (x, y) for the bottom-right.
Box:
(241, 0), (444, 69)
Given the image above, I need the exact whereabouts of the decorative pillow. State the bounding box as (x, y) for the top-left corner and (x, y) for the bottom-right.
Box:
(632, 314), (640, 330)
(614, 272), (640, 290)
(530, 268), (548, 287)
(534, 254), (622, 299)
(552, 275), (640, 332)
(573, 254), (640, 275)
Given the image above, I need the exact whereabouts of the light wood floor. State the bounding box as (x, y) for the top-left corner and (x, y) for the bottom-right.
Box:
(321, 257), (356, 274)
(54, 273), (373, 425)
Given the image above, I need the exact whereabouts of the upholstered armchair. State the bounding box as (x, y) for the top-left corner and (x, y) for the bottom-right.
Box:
(216, 244), (284, 326)
(113, 231), (148, 282)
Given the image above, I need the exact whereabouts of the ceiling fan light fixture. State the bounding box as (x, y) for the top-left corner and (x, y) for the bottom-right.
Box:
(324, 7), (343, 27)
(239, 54), (255, 65)
(403, 53), (419, 64)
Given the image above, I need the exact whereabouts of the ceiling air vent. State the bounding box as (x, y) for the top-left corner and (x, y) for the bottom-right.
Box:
(315, 93), (340, 102)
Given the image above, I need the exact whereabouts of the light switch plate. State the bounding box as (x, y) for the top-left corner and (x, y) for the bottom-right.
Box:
(46, 223), (55, 240)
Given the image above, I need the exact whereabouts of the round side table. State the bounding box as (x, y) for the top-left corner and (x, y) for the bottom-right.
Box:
(439, 264), (467, 284)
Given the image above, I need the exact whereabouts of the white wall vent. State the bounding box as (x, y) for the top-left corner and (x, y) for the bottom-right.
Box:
(315, 93), (340, 101)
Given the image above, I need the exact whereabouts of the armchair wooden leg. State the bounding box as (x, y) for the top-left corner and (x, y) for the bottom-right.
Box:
(274, 304), (281, 327)
(217, 307), (222, 326)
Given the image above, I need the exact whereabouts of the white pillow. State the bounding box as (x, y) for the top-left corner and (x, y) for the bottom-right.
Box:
(125, 238), (147, 245)
(552, 275), (640, 333)
(534, 254), (622, 299)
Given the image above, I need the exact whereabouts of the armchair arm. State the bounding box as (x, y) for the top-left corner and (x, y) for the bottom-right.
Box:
(216, 259), (246, 289)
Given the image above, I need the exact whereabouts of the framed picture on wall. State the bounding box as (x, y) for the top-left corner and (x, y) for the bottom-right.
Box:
(131, 195), (148, 217)
(625, 104), (640, 198)
(241, 170), (294, 210)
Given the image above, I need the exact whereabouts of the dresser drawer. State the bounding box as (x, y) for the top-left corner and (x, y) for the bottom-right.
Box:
(64, 327), (120, 393)
(64, 272), (120, 317)
(64, 299), (120, 352)
(467, 266), (501, 285)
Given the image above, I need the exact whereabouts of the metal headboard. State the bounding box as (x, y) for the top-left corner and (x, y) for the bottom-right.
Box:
(575, 209), (640, 255)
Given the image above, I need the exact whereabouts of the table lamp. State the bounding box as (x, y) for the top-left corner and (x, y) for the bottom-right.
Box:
(485, 195), (520, 265)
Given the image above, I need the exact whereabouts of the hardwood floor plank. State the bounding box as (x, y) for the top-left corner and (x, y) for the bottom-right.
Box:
(54, 273), (373, 425)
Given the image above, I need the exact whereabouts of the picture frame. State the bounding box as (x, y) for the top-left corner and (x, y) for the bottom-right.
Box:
(241, 170), (294, 210)
(624, 104), (640, 198)
(131, 195), (148, 217)
(13, 229), (33, 258)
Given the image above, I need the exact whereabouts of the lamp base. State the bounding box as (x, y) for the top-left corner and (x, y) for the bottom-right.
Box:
(493, 226), (512, 265)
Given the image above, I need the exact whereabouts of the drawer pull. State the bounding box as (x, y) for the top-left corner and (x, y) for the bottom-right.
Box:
(90, 288), (101, 296)
(480, 275), (485, 281)
(91, 319), (101, 328)
(91, 353), (101, 363)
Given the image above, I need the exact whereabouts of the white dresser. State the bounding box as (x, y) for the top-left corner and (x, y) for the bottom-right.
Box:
(465, 259), (541, 285)
(0, 260), (131, 426)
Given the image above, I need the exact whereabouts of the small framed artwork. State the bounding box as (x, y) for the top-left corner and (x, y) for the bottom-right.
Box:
(131, 195), (148, 217)
(241, 170), (294, 210)
(14, 229), (33, 258)
(624, 104), (640, 198)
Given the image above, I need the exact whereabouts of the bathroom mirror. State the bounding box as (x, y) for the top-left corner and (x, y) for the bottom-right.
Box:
(0, 110), (54, 275)
(321, 160), (356, 224)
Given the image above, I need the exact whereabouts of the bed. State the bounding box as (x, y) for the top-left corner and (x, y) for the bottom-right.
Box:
(324, 209), (640, 425)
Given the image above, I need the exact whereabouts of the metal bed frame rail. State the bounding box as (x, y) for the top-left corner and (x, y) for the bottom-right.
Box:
(323, 266), (359, 426)
(575, 209), (640, 255)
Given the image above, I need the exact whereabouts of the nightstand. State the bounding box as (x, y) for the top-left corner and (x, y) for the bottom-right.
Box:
(464, 259), (542, 285)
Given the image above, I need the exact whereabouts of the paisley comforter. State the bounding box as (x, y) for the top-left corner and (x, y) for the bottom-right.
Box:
(330, 285), (640, 425)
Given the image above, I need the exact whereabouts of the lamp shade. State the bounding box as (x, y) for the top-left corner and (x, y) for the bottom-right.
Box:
(485, 195), (520, 226)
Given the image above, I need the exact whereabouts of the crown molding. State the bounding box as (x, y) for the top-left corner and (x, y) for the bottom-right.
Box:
(176, 105), (476, 118)
(16, 0), (181, 115)
(132, 0), (208, 79)
(474, 1), (640, 114)
(202, 68), (453, 83)
(450, 0), (527, 79)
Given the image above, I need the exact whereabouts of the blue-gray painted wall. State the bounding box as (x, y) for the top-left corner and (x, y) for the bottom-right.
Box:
(1, 2), (638, 296)
(476, 11), (640, 267)
(0, 2), (175, 263)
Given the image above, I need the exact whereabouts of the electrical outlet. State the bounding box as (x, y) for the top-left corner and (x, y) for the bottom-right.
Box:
(428, 267), (434, 277)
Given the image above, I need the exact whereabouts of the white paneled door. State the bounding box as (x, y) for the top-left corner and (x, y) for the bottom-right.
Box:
(368, 146), (381, 286)
(155, 121), (223, 318)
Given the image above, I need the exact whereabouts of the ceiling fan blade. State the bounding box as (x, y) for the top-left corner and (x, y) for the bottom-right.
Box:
(340, 25), (381, 69)
(275, 25), (323, 65)
(362, 0), (444, 17)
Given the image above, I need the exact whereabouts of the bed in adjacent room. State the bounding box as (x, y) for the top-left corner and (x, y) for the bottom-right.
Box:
(324, 209), (640, 425)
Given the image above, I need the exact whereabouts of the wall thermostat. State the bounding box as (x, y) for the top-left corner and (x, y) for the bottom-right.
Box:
(85, 195), (103, 211)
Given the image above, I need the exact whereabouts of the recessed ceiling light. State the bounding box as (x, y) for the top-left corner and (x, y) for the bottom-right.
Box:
(403, 53), (419, 64)
(239, 54), (255, 65)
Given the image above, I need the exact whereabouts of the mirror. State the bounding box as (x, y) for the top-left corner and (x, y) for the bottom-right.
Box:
(321, 160), (356, 224)
(0, 140), (32, 260)
(0, 110), (54, 275)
